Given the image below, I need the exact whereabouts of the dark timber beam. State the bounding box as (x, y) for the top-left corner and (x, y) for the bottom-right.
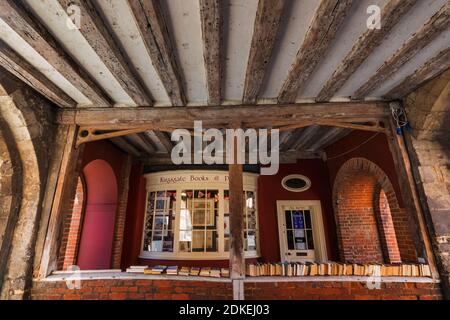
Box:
(58, 0), (153, 106)
(128, 0), (186, 106)
(243, 0), (285, 104)
(386, 118), (439, 279)
(229, 135), (245, 300)
(56, 102), (389, 127)
(39, 125), (83, 277)
(384, 47), (450, 99)
(199, 0), (221, 105)
(0, 42), (76, 108)
(353, 3), (450, 99)
(0, 0), (111, 107)
(316, 0), (417, 102)
(277, 0), (354, 103)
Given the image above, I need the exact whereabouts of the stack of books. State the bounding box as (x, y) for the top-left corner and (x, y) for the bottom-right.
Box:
(144, 265), (167, 275)
(245, 262), (432, 278)
(166, 266), (178, 275)
(178, 266), (190, 276)
(190, 267), (200, 276)
(220, 268), (230, 278)
(210, 268), (221, 278)
(199, 267), (211, 277)
(125, 265), (147, 274)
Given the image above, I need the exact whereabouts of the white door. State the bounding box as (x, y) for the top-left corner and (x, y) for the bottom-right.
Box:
(277, 201), (327, 263)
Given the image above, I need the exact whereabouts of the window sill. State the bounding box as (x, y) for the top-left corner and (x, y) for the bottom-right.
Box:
(39, 271), (438, 284)
(139, 252), (260, 260)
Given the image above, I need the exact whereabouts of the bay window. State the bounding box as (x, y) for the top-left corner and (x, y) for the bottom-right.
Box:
(141, 170), (259, 260)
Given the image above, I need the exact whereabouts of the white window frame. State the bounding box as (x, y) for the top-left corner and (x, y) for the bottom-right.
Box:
(140, 170), (260, 260)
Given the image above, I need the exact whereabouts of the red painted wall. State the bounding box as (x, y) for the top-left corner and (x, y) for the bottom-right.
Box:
(325, 131), (404, 207)
(76, 140), (126, 269)
(77, 160), (118, 269)
(258, 161), (338, 263)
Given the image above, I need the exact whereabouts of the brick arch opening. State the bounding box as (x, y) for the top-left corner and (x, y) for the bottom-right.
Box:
(333, 158), (417, 264)
(58, 174), (87, 270)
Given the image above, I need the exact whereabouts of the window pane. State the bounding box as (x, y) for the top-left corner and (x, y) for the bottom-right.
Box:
(181, 189), (219, 253)
(304, 210), (312, 229)
(286, 230), (294, 250)
(205, 230), (218, 252)
(247, 230), (257, 251)
(192, 230), (205, 252)
(295, 237), (306, 250)
(306, 230), (315, 250)
(285, 210), (292, 229)
(292, 210), (304, 229)
(163, 230), (174, 252)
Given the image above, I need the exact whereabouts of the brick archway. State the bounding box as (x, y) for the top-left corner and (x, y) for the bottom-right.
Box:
(333, 158), (417, 264)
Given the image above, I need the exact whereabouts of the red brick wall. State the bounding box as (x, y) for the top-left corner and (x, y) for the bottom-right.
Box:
(32, 279), (232, 300)
(244, 281), (443, 300)
(58, 176), (85, 270)
(31, 279), (442, 300)
(333, 157), (418, 263)
(375, 189), (401, 263)
(334, 172), (384, 263)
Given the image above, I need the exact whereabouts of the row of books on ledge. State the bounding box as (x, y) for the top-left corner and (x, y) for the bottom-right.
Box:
(245, 262), (432, 277)
(126, 265), (230, 278)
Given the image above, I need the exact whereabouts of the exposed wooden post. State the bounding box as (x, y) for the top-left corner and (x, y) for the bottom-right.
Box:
(229, 131), (245, 300)
(38, 125), (84, 277)
(111, 155), (133, 269)
(386, 118), (439, 279)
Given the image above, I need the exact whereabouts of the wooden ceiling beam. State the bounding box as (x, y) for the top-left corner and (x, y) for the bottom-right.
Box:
(127, 133), (156, 154)
(110, 136), (141, 157)
(243, 0), (285, 104)
(316, 0), (417, 102)
(153, 130), (174, 154)
(0, 0), (111, 107)
(353, 2), (450, 99)
(277, 0), (354, 103)
(128, 0), (186, 106)
(308, 127), (345, 151)
(384, 47), (450, 99)
(290, 125), (322, 151)
(199, 0), (221, 105)
(0, 41), (76, 108)
(58, 0), (153, 106)
(56, 101), (389, 127)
